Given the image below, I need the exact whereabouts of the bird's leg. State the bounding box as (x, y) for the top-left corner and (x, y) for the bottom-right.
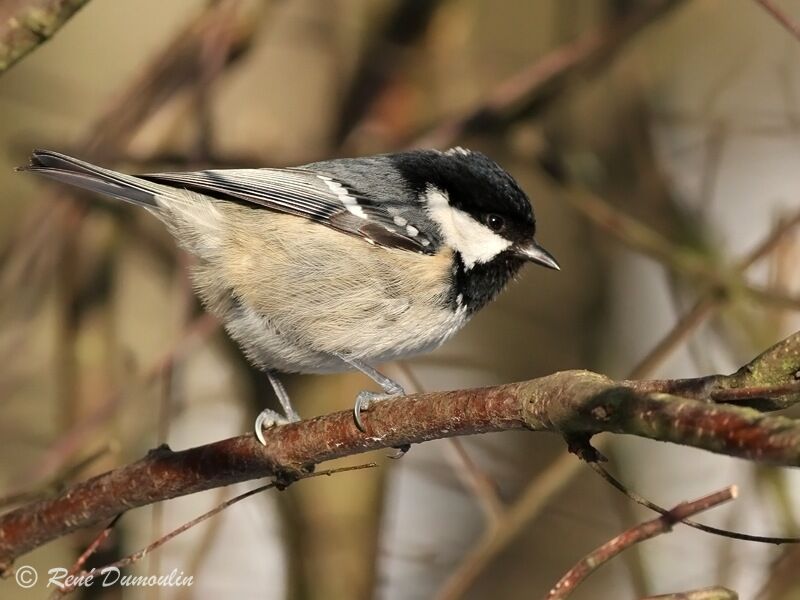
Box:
(254, 371), (301, 445)
(334, 354), (405, 432)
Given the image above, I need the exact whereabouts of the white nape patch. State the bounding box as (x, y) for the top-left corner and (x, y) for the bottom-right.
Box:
(425, 187), (511, 269)
(318, 175), (366, 219)
(445, 146), (471, 156)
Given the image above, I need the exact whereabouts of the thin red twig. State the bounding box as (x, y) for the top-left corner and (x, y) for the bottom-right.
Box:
(545, 486), (738, 600)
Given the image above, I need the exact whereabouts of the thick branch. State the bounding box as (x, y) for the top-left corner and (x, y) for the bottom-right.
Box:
(1, 331), (799, 570)
(0, 0), (89, 75)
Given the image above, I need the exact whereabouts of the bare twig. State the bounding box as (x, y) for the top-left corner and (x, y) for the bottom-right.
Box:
(546, 486), (738, 600)
(0, 0), (90, 75)
(588, 462), (800, 545)
(55, 464), (376, 596)
(50, 514), (121, 599)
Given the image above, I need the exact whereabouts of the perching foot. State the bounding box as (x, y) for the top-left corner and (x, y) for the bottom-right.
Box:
(353, 388), (404, 432)
(254, 409), (299, 445)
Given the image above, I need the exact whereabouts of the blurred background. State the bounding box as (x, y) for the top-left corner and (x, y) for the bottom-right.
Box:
(1, 0), (800, 598)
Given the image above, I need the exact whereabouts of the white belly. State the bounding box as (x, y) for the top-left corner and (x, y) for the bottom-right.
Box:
(221, 297), (467, 373)
(175, 201), (468, 373)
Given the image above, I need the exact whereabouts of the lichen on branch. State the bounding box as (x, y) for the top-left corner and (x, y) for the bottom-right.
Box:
(0, 0), (90, 75)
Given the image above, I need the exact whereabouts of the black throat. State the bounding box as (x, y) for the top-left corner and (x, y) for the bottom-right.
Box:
(448, 252), (525, 315)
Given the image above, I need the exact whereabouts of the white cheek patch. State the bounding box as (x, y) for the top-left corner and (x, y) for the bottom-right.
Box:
(425, 187), (512, 269)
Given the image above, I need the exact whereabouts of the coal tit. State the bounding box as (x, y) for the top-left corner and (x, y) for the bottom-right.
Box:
(22, 147), (559, 442)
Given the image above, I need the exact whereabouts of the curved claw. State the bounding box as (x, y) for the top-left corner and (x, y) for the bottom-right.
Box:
(254, 409), (293, 445)
(353, 391), (374, 432)
(353, 390), (404, 432)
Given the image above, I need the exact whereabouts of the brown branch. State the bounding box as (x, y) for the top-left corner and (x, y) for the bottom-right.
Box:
(1, 330), (799, 570)
(546, 486), (738, 600)
(754, 0), (800, 42)
(0, 0), (90, 75)
(437, 214), (800, 599)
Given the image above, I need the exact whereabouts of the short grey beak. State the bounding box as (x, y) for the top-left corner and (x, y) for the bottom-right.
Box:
(514, 241), (560, 270)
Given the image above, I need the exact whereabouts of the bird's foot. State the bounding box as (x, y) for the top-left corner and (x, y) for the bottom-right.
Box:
(254, 408), (300, 445)
(353, 378), (404, 432)
(353, 391), (411, 457)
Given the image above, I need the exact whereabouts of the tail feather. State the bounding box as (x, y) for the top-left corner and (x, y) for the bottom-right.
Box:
(20, 150), (162, 207)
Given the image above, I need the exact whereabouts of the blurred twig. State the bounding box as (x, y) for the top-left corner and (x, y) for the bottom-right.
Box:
(0, 0), (253, 313)
(642, 586), (738, 600)
(754, 0), (800, 42)
(412, 0), (688, 148)
(546, 486), (737, 600)
(335, 0), (444, 146)
(563, 187), (800, 311)
(445, 438), (505, 525)
(435, 450), (590, 600)
(2, 330), (800, 569)
(630, 210), (800, 378)
(192, 0), (242, 161)
(0, 442), (115, 509)
(14, 313), (217, 492)
(0, 0), (90, 75)
(392, 362), (506, 525)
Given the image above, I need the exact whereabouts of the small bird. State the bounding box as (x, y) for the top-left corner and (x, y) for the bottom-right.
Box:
(21, 147), (559, 443)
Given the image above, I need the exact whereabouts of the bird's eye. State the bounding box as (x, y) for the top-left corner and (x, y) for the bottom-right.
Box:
(486, 213), (505, 232)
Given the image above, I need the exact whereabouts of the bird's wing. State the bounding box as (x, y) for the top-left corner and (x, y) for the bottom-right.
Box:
(141, 168), (434, 253)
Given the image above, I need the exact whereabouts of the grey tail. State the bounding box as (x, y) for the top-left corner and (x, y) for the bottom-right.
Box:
(19, 149), (163, 208)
